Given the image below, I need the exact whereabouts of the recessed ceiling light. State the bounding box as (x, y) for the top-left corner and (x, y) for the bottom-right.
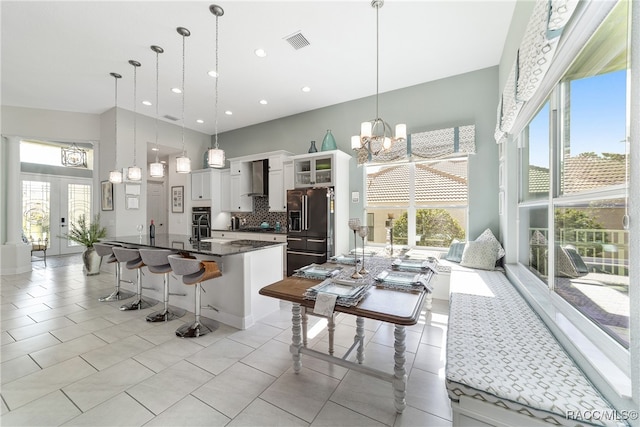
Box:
(225, 110), (233, 115)
(259, 99), (268, 105)
(254, 48), (267, 58)
(142, 100), (152, 106)
(151, 147), (159, 151)
(171, 87), (182, 94)
(301, 86), (311, 93)
(208, 70), (218, 78)
(196, 119), (204, 124)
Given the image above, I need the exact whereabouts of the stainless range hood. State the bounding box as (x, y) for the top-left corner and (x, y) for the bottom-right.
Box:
(249, 159), (269, 196)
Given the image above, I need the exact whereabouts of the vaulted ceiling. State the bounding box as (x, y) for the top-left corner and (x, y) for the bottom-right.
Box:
(2, 1), (516, 137)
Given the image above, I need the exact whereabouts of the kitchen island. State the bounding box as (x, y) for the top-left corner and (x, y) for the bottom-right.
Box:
(104, 234), (284, 330)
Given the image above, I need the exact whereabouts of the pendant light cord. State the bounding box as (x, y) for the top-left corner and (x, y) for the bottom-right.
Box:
(181, 32), (186, 156)
(114, 75), (118, 170)
(155, 49), (160, 163)
(375, 1), (380, 121)
(214, 13), (220, 150)
(132, 62), (137, 166)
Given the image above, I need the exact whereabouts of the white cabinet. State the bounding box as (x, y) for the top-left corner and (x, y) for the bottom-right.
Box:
(229, 162), (252, 212)
(283, 161), (294, 192)
(268, 154), (288, 212)
(293, 152), (335, 188)
(191, 169), (212, 200)
(220, 169), (231, 212)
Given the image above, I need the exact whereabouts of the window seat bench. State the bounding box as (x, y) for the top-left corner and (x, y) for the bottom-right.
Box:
(445, 266), (625, 427)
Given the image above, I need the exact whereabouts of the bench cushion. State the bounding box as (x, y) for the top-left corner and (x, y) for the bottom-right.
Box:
(446, 268), (620, 426)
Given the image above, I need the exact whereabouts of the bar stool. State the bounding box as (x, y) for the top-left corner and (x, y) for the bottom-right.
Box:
(168, 255), (221, 338)
(112, 247), (157, 311)
(138, 249), (186, 322)
(94, 243), (135, 302)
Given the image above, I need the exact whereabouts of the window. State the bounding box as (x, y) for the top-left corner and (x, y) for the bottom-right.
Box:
(517, 2), (629, 348)
(366, 158), (468, 249)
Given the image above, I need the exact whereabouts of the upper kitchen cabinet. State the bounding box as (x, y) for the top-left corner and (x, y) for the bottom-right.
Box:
(229, 161), (252, 212)
(268, 153), (288, 212)
(191, 169), (212, 200)
(293, 150), (351, 188)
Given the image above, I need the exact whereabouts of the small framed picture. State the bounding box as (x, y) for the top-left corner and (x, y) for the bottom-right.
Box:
(171, 186), (184, 213)
(126, 195), (139, 210)
(101, 181), (114, 211)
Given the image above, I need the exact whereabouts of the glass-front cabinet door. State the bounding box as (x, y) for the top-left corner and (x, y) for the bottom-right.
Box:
(294, 153), (333, 187)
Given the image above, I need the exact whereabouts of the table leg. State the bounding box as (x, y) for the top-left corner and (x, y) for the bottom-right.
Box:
(393, 325), (407, 413)
(328, 314), (335, 355)
(291, 303), (302, 373)
(302, 307), (308, 348)
(356, 316), (365, 364)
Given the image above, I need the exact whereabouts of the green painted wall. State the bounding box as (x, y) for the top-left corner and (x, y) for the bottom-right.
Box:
(214, 66), (500, 239)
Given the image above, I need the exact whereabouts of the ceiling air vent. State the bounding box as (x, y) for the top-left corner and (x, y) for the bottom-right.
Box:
(163, 115), (179, 121)
(284, 31), (310, 50)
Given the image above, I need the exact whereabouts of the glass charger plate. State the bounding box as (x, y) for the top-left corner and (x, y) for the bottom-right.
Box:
(375, 270), (421, 285)
(328, 254), (362, 265)
(295, 263), (342, 279)
(392, 258), (435, 271)
(304, 278), (370, 306)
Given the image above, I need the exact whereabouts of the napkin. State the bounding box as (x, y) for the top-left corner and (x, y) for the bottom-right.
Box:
(313, 292), (338, 317)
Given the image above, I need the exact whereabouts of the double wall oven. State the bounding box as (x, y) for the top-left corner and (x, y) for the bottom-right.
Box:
(192, 206), (211, 240)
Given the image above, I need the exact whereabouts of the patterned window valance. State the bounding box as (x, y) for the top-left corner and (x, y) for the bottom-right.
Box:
(411, 124), (475, 160)
(495, 0), (579, 143)
(357, 124), (475, 164)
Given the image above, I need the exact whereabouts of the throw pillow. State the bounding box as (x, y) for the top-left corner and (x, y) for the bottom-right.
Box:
(445, 240), (466, 263)
(476, 228), (506, 260)
(460, 240), (499, 271)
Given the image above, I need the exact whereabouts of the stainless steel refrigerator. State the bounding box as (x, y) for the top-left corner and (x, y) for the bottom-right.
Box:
(286, 187), (335, 276)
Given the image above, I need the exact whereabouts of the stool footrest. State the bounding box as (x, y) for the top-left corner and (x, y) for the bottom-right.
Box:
(98, 289), (135, 302)
(120, 298), (157, 311)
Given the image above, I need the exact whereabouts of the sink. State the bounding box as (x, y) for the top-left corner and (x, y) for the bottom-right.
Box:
(201, 238), (233, 244)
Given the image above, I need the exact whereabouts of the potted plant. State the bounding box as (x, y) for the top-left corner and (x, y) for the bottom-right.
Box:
(62, 214), (107, 275)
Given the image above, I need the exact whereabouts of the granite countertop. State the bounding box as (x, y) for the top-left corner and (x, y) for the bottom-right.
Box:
(104, 233), (284, 256)
(212, 228), (288, 235)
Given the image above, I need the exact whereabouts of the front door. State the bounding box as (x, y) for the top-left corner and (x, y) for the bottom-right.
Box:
(22, 175), (93, 256)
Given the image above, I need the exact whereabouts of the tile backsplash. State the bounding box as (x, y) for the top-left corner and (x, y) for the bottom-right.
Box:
(232, 196), (287, 228)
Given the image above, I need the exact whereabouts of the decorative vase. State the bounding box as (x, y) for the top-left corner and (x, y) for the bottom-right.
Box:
(308, 141), (318, 153)
(83, 247), (102, 276)
(321, 129), (337, 151)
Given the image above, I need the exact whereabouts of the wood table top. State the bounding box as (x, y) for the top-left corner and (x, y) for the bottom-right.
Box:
(259, 276), (427, 326)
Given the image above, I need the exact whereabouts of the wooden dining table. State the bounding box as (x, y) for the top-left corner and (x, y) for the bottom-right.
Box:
(259, 274), (428, 413)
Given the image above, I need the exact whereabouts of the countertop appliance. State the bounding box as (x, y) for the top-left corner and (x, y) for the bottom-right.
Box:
(192, 206), (211, 240)
(230, 216), (240, 230)
(286, 187), (334, 276)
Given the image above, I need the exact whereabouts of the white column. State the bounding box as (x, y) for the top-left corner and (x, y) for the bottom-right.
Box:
(4, 136), (23, 244)
(0, 136), (32, 275)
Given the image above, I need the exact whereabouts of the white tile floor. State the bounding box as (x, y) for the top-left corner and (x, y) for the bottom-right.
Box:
(1, 255), (452, 426)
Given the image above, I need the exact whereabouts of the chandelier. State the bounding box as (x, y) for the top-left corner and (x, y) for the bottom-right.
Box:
(61, 142), (87, 168)
(108, 72), (123, 183)
(149, 45), (165, 178)
(175, 27), (192, 174)
(207, 4), (225, 168)
(351, 0), (406, 159)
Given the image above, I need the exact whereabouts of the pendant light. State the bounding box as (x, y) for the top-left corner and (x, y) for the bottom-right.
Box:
(175, 27), (191, 174)
(350, 0), (406, 160)
(149, 45), (165, 178)
(207, 4), (225, 168)
(126, 59), (142, 181)
(109, 72), (123, 184)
